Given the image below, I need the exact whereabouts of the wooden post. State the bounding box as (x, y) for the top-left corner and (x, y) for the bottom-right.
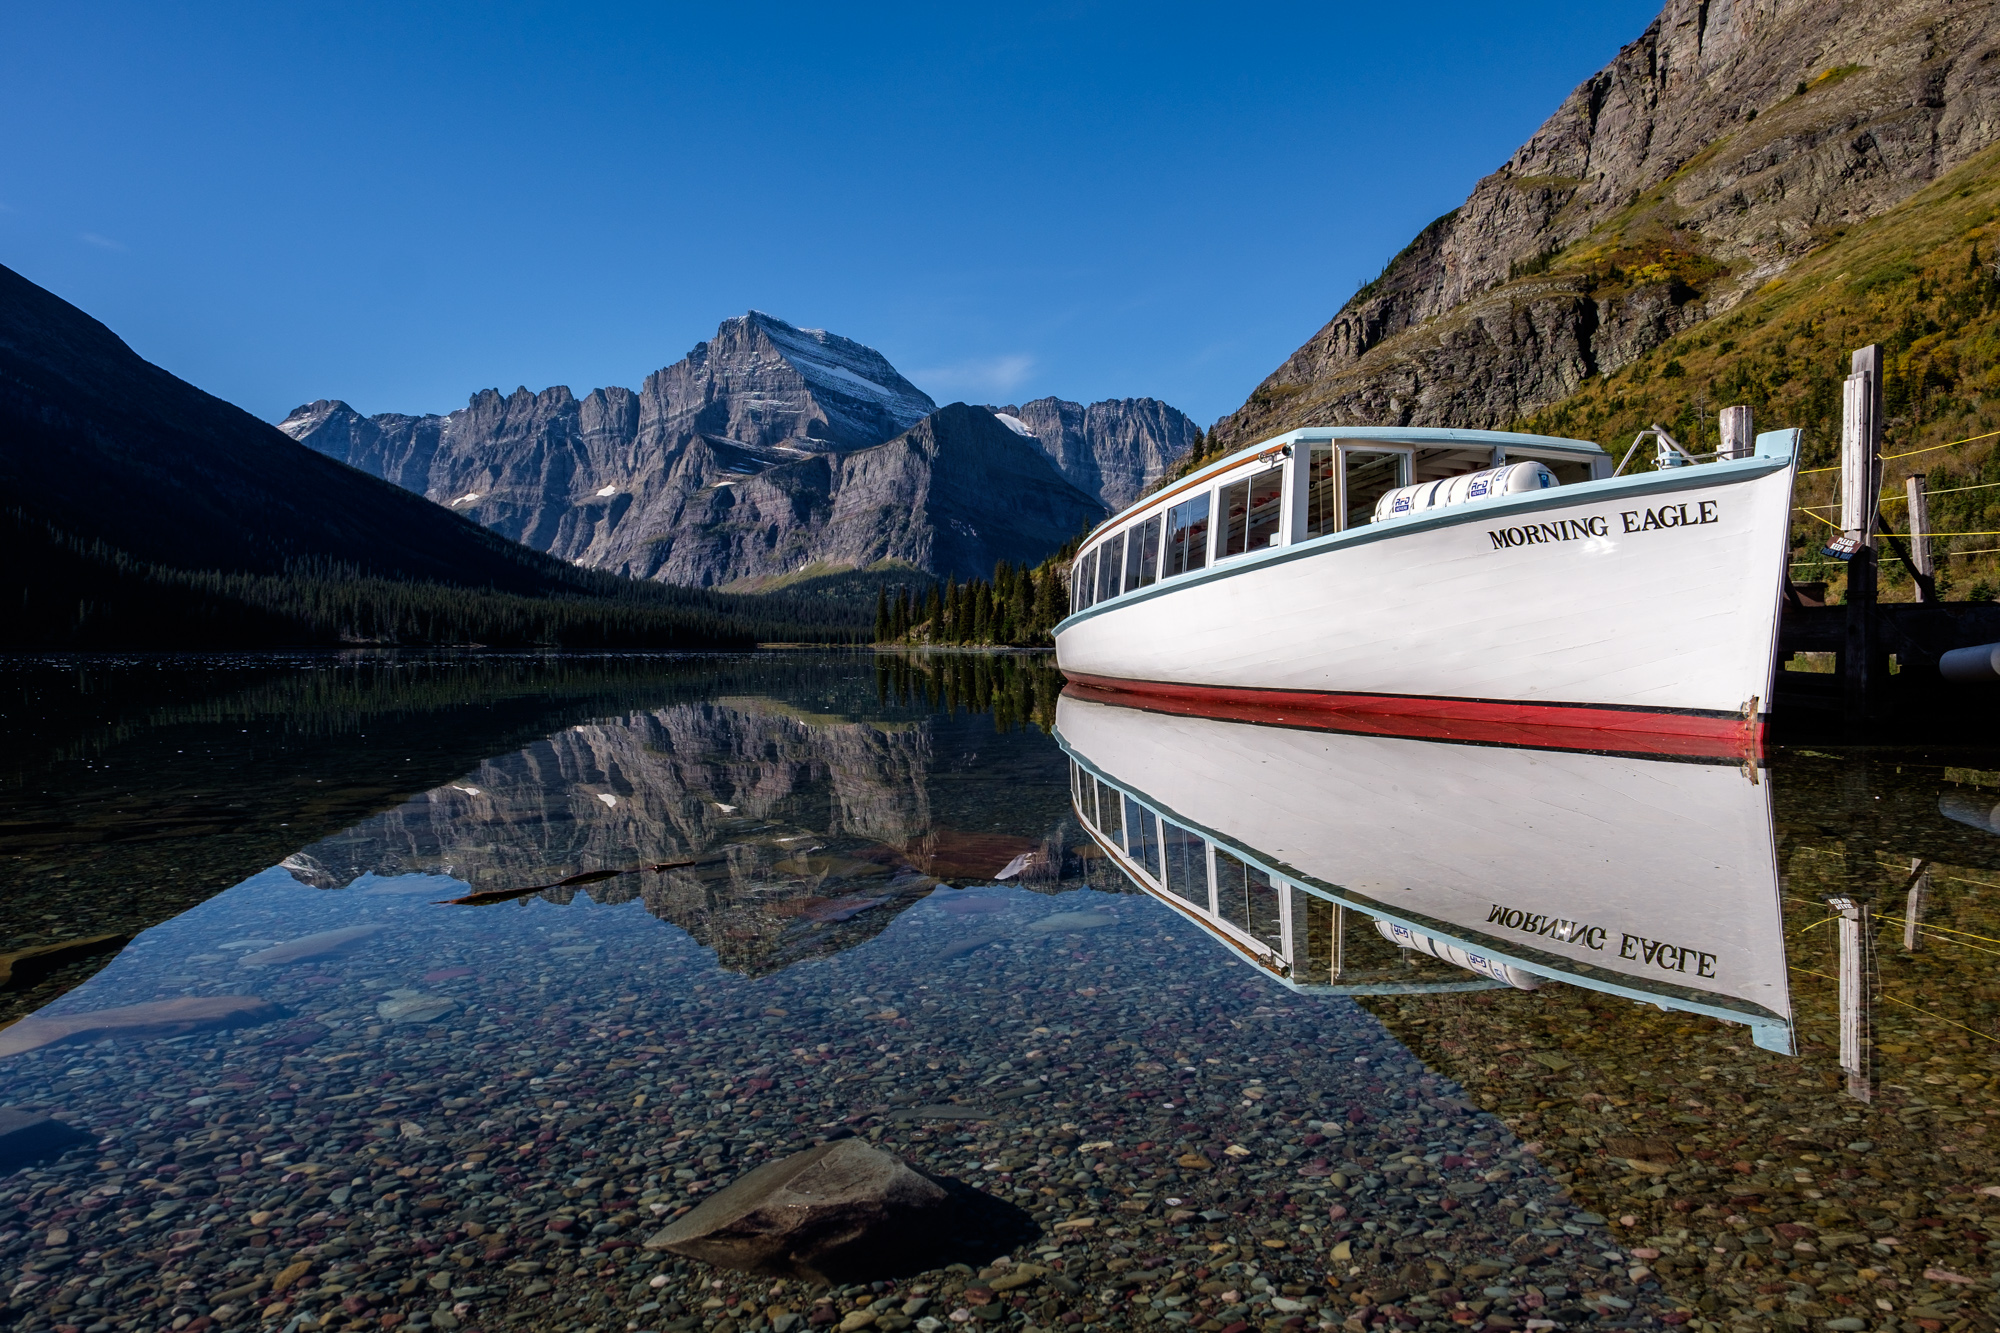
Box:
(1904, 858), (1931, 953)
(1841, 347), (1883, 545)
(1907, 475), (1933, 601)
(1719, 405), (1754, 460)
(1843, 346), (1884, 727)
(1829, 895), (1874, 1103)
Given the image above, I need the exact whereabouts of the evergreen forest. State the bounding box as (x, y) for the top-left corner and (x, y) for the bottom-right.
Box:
(4, 509), (871, 650)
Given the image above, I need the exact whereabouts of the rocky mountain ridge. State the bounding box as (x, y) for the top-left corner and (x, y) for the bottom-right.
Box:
(287, 312), (1160, 585)
(1212, 0), (2000, 449)
(988, 397), (1200, 512)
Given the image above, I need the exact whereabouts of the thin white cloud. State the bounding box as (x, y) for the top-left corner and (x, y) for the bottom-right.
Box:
(79, 232), (127, 251)
(912, 353), (1034, 399)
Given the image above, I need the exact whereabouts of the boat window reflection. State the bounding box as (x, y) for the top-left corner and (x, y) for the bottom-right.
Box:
(1094, 775), (1122, 844)
(1303, 443), (1338, 539)
(1097, 531), (1124, 602)
(1074, 548), (1097, 612)
(1343, 449), (1406, 528)
(1219, 465), (1285, 558)
(1135, 514), (1162, 588)
(1122, 795), (1163, 880)
(1161, 819), (1209, 910)
(1164, 494), (1209, 578)
(1215, 846), (1284, 949)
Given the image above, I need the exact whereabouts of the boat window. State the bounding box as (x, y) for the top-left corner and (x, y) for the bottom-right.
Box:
(1122, 521), (1147, 591)
(1303, 443), (1338, 539)
(1097, 532), (1124, 602)
(1160, 820), (1209, 910)
(1165, 495), (1210, 578)
(1219, 465), (1285, 558)
(1094, 777), (1123, 845)
(1344, 450), (1406, 529)
(1290, 888), (1336, 983)
(1215, 847), (1284, 950)
(1136, 514), (1162, 587)
(1122, 796), (1162, 880)
(1074, 549), (1097, 612)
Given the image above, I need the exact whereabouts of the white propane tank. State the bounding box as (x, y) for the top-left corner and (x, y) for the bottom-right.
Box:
(1374, 460), (1558, 522)
(1939, 791), (2000, 836)
(1374, 919), (1542, 990)
(1940, 641), (2000, 684)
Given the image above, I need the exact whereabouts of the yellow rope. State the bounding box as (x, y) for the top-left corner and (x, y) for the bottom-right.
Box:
(1864, 913), (2000, 958)
(1792, 509), (2000, 539)
(1881, 916), (2000, 949)
(1794, 914), (1843, 935)
(1798, 479), (2000, 510)
(1791, 968), (2000, 1046)
(1884, 479), (2000, 502)
(1947, 547), (2000, 557)
(1946, 875), (2000, 891)
(1886, 429), (2000, 461)
(1796, 429), (2000, 475)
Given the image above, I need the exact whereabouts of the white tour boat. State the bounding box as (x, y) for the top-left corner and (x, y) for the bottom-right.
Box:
(1054, 425), (1802, 752)
(1055, 688), (1795, 1053)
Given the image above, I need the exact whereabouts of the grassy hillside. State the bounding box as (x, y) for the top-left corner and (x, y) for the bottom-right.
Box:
(1516, 141), (2000, 602)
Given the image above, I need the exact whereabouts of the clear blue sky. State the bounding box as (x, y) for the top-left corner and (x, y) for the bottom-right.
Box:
(2, 1), (1661, 430)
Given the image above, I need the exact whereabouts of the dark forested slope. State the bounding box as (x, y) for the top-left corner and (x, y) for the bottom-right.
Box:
(0, 265), (865, 646)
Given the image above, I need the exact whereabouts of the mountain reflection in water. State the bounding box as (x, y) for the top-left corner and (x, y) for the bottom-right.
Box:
(285, 695), (1069, 975)
(4, 654), (2000, 1333)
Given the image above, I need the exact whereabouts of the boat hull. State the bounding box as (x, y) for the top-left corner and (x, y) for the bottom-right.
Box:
(1054, 450), (1798, 738)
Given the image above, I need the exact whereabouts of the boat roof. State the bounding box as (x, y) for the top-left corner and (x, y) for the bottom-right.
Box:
(1254, 424), (1610, 458)
(1085, 424), (1610, 543)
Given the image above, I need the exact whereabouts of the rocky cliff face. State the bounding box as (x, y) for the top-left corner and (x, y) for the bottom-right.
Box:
(1212, 0), (2000, 449)
(634, 404), (1106, 586)
(987, 397), (1200, 511)
(285, 312), (1120, 584)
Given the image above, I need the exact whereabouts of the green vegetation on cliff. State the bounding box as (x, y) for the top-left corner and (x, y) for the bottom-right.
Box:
(1516, 144), (2000, 601)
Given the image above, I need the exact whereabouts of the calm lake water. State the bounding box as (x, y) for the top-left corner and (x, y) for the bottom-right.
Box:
(2, 652), (1997, 1333)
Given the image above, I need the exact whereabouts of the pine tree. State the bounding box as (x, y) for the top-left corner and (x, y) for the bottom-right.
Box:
(923, 584), (941, 638)
(874, 587), (889, 643)
(1008, 564), (1031, 643)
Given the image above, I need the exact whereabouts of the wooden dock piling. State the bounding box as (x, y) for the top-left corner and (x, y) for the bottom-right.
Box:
(1907, 475), (1933, 601)
(1719, 405), (1754, 460)
(1842, 345), (1885, 726)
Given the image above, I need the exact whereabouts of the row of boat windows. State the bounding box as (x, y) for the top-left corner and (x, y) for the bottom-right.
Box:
(1070, 444), (1411, 613)
(1070, 762), (1283, 953)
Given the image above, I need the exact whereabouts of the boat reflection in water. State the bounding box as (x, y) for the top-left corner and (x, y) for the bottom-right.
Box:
(1054, 683), (1795, 1055)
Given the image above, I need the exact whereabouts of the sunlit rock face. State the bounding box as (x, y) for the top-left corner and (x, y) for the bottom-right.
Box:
(986, 397), (1201, 512)
(281, 699), (1012, 975)
(281, 315), (1115, 585)
(1211, 0), (2000, 447)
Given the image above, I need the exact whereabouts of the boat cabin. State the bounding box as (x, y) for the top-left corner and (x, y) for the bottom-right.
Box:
(1068, 426), (1612, 614)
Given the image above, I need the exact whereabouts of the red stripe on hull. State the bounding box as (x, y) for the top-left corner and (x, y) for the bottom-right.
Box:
(1061, 674), (1763, 761)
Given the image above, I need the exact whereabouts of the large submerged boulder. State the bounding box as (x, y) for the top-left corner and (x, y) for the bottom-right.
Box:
(645, 1138), (950, 1282)
(0, 1110), (93, 1173)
